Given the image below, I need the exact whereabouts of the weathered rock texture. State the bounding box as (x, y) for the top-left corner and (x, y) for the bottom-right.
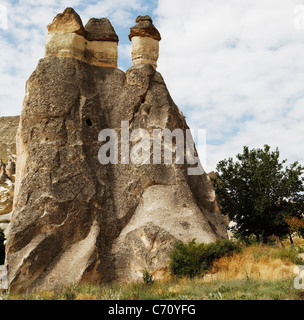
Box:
(5, 10), (228, 293)
(0, 164), (15, 236)
(129, 15), (161, 69)
(0, 116), (19, 164)
(0, 117), (18, 236)
(45, 8), (118, 67)
(0, 173), (14, 221)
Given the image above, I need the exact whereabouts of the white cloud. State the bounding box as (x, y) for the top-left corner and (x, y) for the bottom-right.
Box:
(155, 0), (304, 171)
(81, 0), (147, 26)
(0, 0), (303, 174)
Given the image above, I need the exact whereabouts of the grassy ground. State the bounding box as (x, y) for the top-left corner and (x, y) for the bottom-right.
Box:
(211, 244), (302, 281)
(2, 278), (302, 300)
(2, 243), (304, 300)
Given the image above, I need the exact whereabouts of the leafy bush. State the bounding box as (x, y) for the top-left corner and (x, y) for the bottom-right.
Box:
(169, 240), (204, 278)
(63, 286), (77, 300)
(142, 268), (154, 285)
(234, 233), (259, 246)
(296, 246), (304, 254)
(169, 239), (242, 278)
(0, 229), (5, 264)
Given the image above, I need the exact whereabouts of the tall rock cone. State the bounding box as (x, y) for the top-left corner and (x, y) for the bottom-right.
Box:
(5, 10), (228, 293)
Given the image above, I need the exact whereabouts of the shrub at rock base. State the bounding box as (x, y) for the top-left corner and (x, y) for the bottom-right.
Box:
(170, 239), (242, 278)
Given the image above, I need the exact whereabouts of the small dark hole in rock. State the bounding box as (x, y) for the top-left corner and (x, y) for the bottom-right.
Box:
(141, 97), (146, 104)
(86, 119), (93, 127)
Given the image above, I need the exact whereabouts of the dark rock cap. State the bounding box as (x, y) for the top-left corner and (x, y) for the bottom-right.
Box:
(129, 15), (161, 41)
(136, 15), (152, 23)
(85, 18), (119, 42)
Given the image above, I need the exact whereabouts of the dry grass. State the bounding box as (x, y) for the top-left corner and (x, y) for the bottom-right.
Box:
(210, 245), (298, 281)
(2, 244), (304, 300)
(284, 237), (304, 247)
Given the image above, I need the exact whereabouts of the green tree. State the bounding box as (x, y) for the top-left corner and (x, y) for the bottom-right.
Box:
(212, 145), (304, 243)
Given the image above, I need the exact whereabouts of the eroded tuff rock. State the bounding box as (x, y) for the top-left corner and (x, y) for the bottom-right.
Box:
(0, 158), (15, 235)
(47, 7), (85, 36)
(0, 117), (17, 234)
(129, 15), (161, 41)
(5, 10), (228, 293)
(45, 7), (118, 67)
(129, 15), (161, 69)
(0, 116), (19, 164)
(84, 18), (119, 42)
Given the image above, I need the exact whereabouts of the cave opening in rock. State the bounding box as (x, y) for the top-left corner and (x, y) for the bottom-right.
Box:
(86, 118), (93, 127)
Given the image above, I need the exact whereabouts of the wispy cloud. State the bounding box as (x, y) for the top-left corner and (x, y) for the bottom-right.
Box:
(155, 0), (304, 171)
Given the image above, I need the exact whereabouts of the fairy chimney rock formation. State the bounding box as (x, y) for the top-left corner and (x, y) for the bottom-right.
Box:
(5, 9), (228, 293)
(129, 15), (161, 69)
(45, 7), (118, 67)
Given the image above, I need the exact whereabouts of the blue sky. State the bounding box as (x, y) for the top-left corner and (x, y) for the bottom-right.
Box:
(0, 0), (304, 172)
